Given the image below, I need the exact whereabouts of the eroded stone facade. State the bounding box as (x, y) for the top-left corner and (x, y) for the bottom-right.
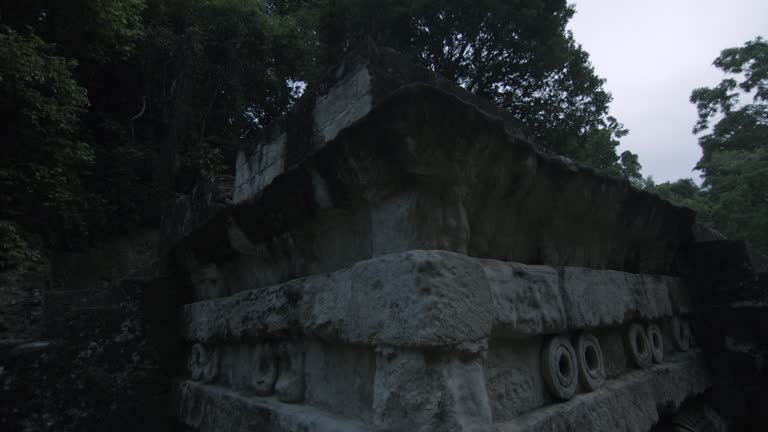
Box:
(164, 49), (721, 431)
(174, 251), (708, 431)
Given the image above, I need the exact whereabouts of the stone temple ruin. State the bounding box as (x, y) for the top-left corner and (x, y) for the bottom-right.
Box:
(160, 48), (764, 431)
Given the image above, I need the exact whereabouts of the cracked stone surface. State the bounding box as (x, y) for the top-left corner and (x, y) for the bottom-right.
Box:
(164, 48), (716, 432)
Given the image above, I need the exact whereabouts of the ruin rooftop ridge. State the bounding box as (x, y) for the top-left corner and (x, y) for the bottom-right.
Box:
(163, 45), (695, 285)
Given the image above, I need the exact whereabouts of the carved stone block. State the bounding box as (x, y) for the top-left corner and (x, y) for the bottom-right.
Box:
(576, 332), (606, 391)
(626, 323), (652, 369)
(647, 323), (664, 364)
(672, 317), (692, 352)
(250, 344), (278, 396)
(275, 341), (305, 403)
(188, 343), (218, 383)
(541, 336), (578, 400)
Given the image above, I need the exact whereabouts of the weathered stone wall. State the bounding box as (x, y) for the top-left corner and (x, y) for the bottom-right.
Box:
(174, 251), (708, 431)
(169, 91), (693, 305)
(0, 48), (741, 432)
(160, 49), (722, 432)
(165, 50), (694, 303)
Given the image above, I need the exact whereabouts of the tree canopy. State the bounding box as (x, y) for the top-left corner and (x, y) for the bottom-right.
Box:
(305, 0), (639, 174)
(0, 0), (641, 252)
(1, 0), (314, 247)
(0, 28), (93, 240)
(649, 37), (768, 253)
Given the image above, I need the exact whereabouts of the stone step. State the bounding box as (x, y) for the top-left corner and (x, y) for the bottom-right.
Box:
(175, 380), (373, 432)
(175, 353), (708, 432)
(497, 353), (710, 432)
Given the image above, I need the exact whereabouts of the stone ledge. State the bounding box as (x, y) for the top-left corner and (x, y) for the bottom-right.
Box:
(174, 380), (373, 432)
(496, 353), (710, 432)
(175, 352), (708, 432)
(181, 250), (691, 349)
(166, 76), (695, 289)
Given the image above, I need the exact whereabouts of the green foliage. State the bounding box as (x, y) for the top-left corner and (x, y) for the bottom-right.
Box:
(137, 0), (313, 182)
(704, 148), (768, 252)
(646, 179), (714, 225)
(0, 27), (94, 239)
(1, 0), (313, 243)
(53, 0), (146, 62)
(617, 151), (643, 185)
(690, 37), (768, 171)
(571, 115), (642, 183)
(0, 0), (643, 249)
(1, 0), (146, 60)
(0, 292), (170, 431)
(684, 37), (768, 253)
(302, 0), (637, 179)
(0, 221), (40, 268)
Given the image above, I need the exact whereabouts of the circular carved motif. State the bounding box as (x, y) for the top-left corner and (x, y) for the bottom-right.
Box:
(672, 317), (691, 352)
(251, 344), (278, 396)
(646, 323), (664, 363)
(541, 336), (579, 400)
(626, 323), (652, 369)
(188, 343), (218, 383)
(575, 332), (606, 391)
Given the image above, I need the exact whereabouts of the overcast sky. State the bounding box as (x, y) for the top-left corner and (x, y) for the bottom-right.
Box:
(568, 0), (768, 183)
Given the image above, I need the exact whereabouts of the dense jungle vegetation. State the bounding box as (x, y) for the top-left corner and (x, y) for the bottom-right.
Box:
(648, 37), (768, 253)
(0, 0), (765, 258)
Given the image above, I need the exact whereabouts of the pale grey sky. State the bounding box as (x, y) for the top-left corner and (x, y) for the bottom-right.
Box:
(568, 0), (768, 183)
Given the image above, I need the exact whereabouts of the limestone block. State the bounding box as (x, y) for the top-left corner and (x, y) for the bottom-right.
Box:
(646, 323), (664, 364)
(301, 250), (494, 349)
(175, 380), (373, 432)
(181, 284), (299, 343)
(575, 332), (606, 392)
(482, 259), (565, 337)
(672, 317), (692, 352)
(233, 133), (287, 203)
(497, 354), (711, 432)
(369, 186), (470, 256)
(180, 251), (693, 349)
(177, 342), (710, 432)
(313, 66), (373, 145)
(560, 267), (673, 329)
(275, 341), (305, 403)
(598, 327), (631, 379)
(251, 344), (278, 396)
(484, 339), (548, 421)
(303, 341), (375, 421)
(188, 343), (218, 383)
(541, 336), (579, 401)
(219, 345), (259, 389)
(627, 323), (653, 369)
(372, 348), (492, 432)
